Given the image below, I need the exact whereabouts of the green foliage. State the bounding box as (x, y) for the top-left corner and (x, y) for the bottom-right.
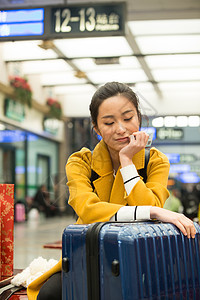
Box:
(10, 76), (32, 107)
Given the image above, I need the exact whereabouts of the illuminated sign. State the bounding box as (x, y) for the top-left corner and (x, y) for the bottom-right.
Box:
(51, 3), (125, 37)
(178, 172), (200, 184)
(179, 154), (197, 163)
(43, 118), (59, 135)
(157, 128), (184, 140)
(166, 153), (197, 164)
(165, 153), (180, 164)
(170, 164), (191, 173)
(4, 98), (25, 122)
(141, 127), (156, 140)
(0, 8), (44, 38)
(0, 3), (125, 41)
(0, 130), (26, 143)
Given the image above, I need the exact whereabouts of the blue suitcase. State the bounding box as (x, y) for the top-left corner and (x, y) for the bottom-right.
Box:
(62, 222), (200, 300)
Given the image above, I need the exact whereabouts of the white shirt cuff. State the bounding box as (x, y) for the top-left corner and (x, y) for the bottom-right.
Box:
(120, 164), (140, 195)
(110, 206), (151, 222)
(136, 206), (151, 220)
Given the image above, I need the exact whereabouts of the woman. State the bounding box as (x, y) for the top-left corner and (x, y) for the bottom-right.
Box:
(28, 82), (196, 300)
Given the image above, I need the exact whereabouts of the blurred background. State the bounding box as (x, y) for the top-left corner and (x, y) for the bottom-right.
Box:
(0, 0), (200, 267)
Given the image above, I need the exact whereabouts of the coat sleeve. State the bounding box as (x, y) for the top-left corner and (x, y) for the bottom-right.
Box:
(66, 148), (123, 224)
(125, 148), (170, 207)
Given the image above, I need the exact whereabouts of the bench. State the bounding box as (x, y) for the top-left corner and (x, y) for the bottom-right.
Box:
(43, 240), (62, 249)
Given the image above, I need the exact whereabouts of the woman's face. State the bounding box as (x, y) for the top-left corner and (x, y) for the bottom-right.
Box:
(94, 95), (140, 154)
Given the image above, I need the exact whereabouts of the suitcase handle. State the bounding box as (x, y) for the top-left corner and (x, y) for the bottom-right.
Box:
(62, 257), (69, 273)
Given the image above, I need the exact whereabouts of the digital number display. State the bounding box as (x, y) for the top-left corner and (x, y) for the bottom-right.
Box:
(51, 3), (125, 37)
(0, 8), (44, 38)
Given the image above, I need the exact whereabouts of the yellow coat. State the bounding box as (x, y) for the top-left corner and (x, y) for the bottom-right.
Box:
(67, 140), (170, 224)
(27, 140), (170, 299)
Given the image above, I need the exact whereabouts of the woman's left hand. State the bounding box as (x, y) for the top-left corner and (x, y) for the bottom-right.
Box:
(150, 207), (196, 238)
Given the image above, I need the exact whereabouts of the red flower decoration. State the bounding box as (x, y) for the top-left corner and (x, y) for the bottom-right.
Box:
(9, 76), (32, 107)
(46, 98), (62, 119)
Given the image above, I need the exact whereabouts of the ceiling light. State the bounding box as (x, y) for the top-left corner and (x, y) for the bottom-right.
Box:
(164, 116), (176, 127)
(72, 58), (96, 71)
(188, 116), (200, 127)
(53, 84), (96, 95)
(41, 72), (87, 85)
(3, 41), (57, 60)
(21, 59), (72, 74)
(54, 36), (133, 58)
(119, 56), (140, 68)
(152, 68), (200, 81)
(87, 69), (147, 84)
(158, 82), (200, 91)
(136, 35), (200, 54)
(176, 116), (188, 127)
(145, 54), (200, 69)
(128, 19), (200, 35)
(135, 82), (155, 91)
(73, 57), (141, 73)
(152, 117), (164, 127)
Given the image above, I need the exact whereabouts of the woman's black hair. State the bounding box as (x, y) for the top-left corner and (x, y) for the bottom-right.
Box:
(89, 82), (142, 127)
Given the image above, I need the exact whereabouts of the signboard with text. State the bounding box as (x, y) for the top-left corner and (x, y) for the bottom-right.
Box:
(43, 117), (60, 135)
(4, 98), (25, 122)
(156, 128), (184, 140)
(0, 8), (44, 38)
(0, 3), (126, 41)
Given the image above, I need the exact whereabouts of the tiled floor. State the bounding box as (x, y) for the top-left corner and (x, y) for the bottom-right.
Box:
(14, 213), (76, 269)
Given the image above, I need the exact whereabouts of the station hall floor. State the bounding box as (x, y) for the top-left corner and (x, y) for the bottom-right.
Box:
(14, 213), (76, 270)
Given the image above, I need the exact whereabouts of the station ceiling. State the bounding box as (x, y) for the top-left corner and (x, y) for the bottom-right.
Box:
(0, 0), (200, 117)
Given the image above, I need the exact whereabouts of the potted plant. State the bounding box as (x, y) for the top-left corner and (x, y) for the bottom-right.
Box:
(46, 98), (62, 119)
(10, 76), (32, 107)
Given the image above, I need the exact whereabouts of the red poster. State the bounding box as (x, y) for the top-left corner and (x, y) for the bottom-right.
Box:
(0, 184), (14, 277)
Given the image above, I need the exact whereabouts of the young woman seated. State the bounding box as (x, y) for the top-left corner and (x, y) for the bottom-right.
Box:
(28, 82), (196, 300)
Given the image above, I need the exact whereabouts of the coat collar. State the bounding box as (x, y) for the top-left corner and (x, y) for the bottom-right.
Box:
(91, 139), (146, 176)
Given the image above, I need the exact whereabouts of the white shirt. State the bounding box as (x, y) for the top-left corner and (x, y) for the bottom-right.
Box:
(110, 164), (151, 222)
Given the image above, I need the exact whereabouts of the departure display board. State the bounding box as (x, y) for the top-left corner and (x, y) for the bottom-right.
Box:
(0, 3), (125, 41)
(50, 3), (125, 37)
(0, 8), (44, 38)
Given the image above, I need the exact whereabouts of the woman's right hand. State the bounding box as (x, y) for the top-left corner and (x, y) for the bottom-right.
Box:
(150, 206), (196, 238)
(119, 131), (149, 168)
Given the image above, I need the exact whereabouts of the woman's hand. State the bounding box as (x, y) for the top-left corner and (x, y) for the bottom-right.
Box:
(119, 131), (149, 167)
(150, 207), (196, 238)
